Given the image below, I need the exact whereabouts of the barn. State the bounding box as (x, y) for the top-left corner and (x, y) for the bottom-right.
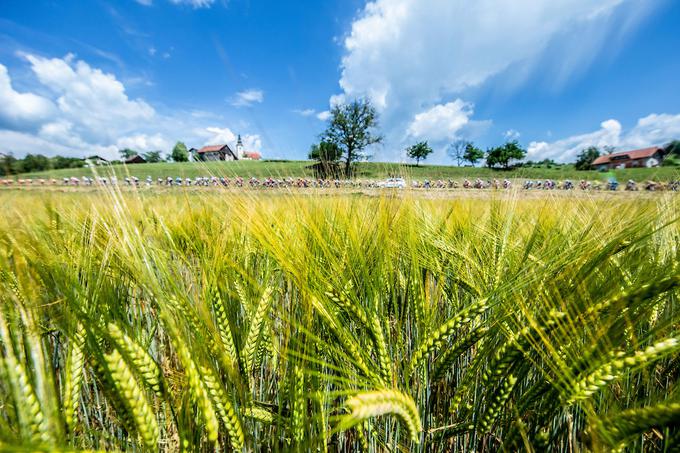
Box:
(591, 147), (666, 170)
(125, 155), (147, 164)
(194, 144), (239, 161)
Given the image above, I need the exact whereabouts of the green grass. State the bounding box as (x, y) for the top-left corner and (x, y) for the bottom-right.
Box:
(0, 189), (679, 451)
(13, 159), (680, 181)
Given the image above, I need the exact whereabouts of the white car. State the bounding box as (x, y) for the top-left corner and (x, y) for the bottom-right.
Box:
(378, 177), (406, 188)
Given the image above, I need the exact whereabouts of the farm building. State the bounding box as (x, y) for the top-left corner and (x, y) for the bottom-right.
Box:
(193, 144), (238, 161)
(591, 147), (666, 170)
(83, 155), (108, 166)
(125, 155), (146, 164)
(241, 151), (262, 161)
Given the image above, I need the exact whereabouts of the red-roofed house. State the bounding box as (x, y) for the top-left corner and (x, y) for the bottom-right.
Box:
(192, 144), (238, 161)
(242, 151), (262, 161)
(591, 147), (666, 170)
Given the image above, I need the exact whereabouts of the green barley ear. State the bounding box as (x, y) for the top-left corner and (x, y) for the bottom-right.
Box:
(409, 298), (489, 374)
(598, 402), (680, 448)
(167, 325), (220, 444)
(104, 349), (159, 450)
(324, 282), (369, 329)
(408, 274), (426, 328)
(170, 295), (240, 381)
(0, 354), (52, 445)
(200, 365), (245, 450)
(243, 287), (273, 375)
(233, 279), (249, 308)
(583, 273), (680, 319)
(479, 338), (523, 391)
(431, 325), (488, 383)
(569, 337), (680, 404)
(0, 307), (52, 445)
(355, 421), (370, 451)
(369, 313), (392, 384)
(337, 389), (422, 444)
(481, 310), (565, 389)
(107, 323), (163, 396)
(209, 285), (239, 366)
(243, 405), (275, 424)
(63, 323), (86, 431)
(477, 374), (518, 433)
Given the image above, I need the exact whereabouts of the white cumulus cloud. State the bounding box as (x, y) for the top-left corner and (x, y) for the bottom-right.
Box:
(117, 133), (171, 152)
(0, 54), (262, 160)
(24, 53), (155, 144)
(293, 108), (331, 121)
(0, 64), (55, 128)
(334, 0), (660, 160)
(504, 129), (521, 140)
(407, 100), (473, 141)
(293, 109), (316, 117)
(231, 89), (264, 107)
(316, 111), (331, 121)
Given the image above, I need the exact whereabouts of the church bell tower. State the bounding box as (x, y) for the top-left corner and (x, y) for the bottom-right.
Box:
(236, 134), (244, 159)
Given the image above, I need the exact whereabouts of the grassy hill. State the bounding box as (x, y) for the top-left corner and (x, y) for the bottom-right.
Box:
(12, 159), (680, 181)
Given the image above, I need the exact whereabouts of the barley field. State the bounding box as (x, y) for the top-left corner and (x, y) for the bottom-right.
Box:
(0, 189), (678, 452)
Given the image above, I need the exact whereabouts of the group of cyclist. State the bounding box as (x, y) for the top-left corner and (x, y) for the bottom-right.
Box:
(2, 175), (678, 191)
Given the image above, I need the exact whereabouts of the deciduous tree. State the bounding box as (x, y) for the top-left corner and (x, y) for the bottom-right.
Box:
(486, 141), (526, 169)
(448, 140), (468, 166)
(664, 140), (680, 156)
(171, 142), (189, 162)
(322, 99), (382, 176)
(144, 151), (163, 163)
(406, 141), (433, 166)
(463, 143), (484, 166)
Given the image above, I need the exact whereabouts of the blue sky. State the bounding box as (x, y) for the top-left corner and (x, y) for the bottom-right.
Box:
(0, 0), (679, 163)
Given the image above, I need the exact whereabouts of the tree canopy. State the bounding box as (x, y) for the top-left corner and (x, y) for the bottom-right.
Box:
(322, 98), (382, 176)
(0, 153), (86, 176)
(119, 148), (138, 160)
(308, 141), (342, 162)
(406, 141), (433, 166)
(463, 143), (485, 166)
(171, 142), (189, 162)
(665, 140), (680, 156)
(575, 146), (600, 170)
(486, 141), (526, 169)
(144, 151), (163, 163)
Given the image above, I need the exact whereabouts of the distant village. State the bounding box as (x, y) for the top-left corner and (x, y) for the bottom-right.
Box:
(113, 135), (262, 166)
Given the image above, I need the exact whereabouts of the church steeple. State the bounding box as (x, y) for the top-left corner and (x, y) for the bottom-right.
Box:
(236, 134), (244, 159)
